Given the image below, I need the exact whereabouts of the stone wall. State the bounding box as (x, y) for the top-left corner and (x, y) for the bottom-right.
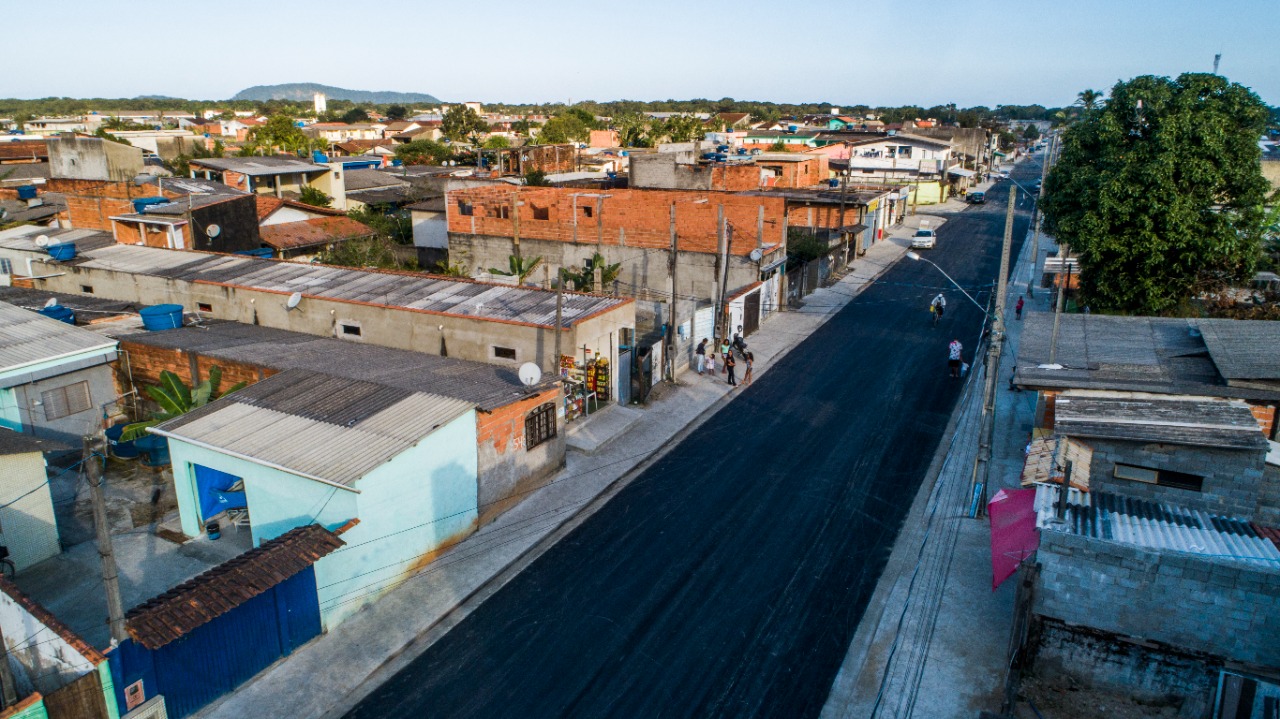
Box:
(1034, 528), (1280, 667)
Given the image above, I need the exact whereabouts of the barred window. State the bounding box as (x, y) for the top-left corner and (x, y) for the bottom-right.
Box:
(42, 381), (92, 420)
(524, 402), (557, 450)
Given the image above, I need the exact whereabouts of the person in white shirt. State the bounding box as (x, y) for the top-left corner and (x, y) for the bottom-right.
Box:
(948, 339), (963, 378)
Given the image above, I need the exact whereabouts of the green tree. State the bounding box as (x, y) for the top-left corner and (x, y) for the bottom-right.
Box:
(1041, 73), (1272, 314)
(488, 254), (543, 284)
(121, 367), (246, 441)
(385, 105), (408, 121)
(1021, 124), (1041, 141)
(537, 115), (588, 144)
(483, 135), (510, 149)
(442, 105), (487, 141)
(563, 253), (621, 291)
(298, 185), (333, 208)
(512, 119), (532, 137)
(317, 235), (416, 270)
(432, 259), (469, 277)
(247, 115), (319, 154)
(342, 107), (370, 123)
(1076, 89), (1105, 113)
(523, 169), (550, 186)
(395, 139), (451, 165)
(662, 114), (705, 143)
(769, 140), (787, 152)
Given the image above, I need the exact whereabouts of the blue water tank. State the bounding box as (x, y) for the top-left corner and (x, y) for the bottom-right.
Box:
(234, 248), (275, 259)
(47, 243), (76, 261)
(139, 304), (184, 331)
(134, 434), (170, 466)
(312, 150), (329, 163)
(16, 185), (37, 200)
(105, 423), (140, 459)
(37, 305), (75, 324)
(131, 197), (168, 213)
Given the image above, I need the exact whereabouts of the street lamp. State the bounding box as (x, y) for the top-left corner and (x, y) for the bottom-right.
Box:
(905, 251), (990, 317)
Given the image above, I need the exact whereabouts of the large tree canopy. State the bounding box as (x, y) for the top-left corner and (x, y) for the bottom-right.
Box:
(1041, 73), (1271, 314)
(441, 105), (488, 141)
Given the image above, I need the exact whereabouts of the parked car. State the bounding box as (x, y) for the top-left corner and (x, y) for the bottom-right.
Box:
(910, 228), (937, 249)
(968, 191), (986, 204)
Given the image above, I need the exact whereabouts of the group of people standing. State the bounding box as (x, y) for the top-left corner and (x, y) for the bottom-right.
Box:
(695, 335), (753, 388)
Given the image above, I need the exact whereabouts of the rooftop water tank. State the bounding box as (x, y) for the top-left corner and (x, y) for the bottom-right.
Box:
(47, 243), (76, 261)
(313, 150), (329, 163)
(139, 304), (184, 331)
(16, 185), (37, 200)
(37, 304), (75, 324)
(131, 197), (168, 214)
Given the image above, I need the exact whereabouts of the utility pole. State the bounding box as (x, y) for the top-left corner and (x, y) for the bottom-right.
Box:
(511, 192), (521, 260)
(86, 434), (126, 643)
(713, 205), (726, 340)
(1048, 244), (1070, 364)
(0, 621), (17, 709)
(553, 270), (564, 372)
(972, 187), (1017, 518)
(667, 203), (679, 383)
(1026, 132), (1055, 298)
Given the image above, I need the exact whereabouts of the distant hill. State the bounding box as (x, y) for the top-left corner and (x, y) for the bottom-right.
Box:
(231, 83), (440, 105)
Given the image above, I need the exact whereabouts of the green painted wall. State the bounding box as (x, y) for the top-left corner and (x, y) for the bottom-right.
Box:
(0, 386), (21, 431)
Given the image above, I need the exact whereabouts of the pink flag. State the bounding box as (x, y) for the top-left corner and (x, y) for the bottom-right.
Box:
(988, 488), (1040, 590)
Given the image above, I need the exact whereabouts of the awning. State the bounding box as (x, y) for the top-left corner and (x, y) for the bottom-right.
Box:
(993, 151), (1007, 157)
(948, 167), (976, 178)
(837, 223), (868, 235)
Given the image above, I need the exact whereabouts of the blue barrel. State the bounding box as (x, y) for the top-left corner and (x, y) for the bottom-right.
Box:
(828, 178), (840, 188)
(139, 304), (184, 330)
(16, 185), (37, 200)
(134, 435), (170, 466)
(47, 243), (76, 261)
(105, 423), (140, 459)
(37, 305), (75, 324)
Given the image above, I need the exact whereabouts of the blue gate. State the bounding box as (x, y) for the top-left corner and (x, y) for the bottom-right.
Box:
(108, 566), (322, 718)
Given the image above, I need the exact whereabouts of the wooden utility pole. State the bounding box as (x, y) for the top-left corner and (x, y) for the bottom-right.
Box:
(1026, 132), (1055, 298)
(511, 192), (521, 260)
(1048, 249), (1070, 364)
(86, 434), (126, 643)
(667, 203), (679, 383)
(713, 205), (726, 340)
(972, 187), (1017, 518)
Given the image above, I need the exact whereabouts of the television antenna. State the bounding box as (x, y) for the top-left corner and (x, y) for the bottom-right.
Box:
(206, 224), (221, 238)
(43, 297), (57, 308)
(518, 362), (543, 387)
(286, 292), (303, 311)
(35, 234), (50, 247)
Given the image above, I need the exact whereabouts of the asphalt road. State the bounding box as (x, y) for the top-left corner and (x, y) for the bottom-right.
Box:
(345, 160), (1040, 719)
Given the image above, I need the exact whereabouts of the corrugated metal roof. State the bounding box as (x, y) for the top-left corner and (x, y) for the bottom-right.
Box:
(113, 320), (555, 411)
(125, 524), (344, 650)
(0, 301), (117, 373)
(1198, 319), (1280, 381)
(1054, 393), (1269, 450)
(68, 244), (627, 327)
(0, 225), (115, 253)
(190, 157), (328, 176)
(157, 369), (473, 487)
(1035, 485), (1280, 568)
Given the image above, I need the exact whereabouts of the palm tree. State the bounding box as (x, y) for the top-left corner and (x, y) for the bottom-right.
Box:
(489, 254), (544, 285)
(1076, 89), (1105, 113)
(565, 253), (622, 292)
(121, 367), (247, 441)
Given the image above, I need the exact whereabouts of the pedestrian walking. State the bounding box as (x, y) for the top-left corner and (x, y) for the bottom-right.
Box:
(948, 338), (963, 378)
(725, 351), (737, 387)
(720, 338), (731, 374)
(743, 352), (754, 386)
(1015, 296), (1024, 321)
(705, 352), (716, 375)
(695, 338), (707, 374)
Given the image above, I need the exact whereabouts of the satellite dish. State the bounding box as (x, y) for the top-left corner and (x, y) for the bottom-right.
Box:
(518, 362), (542, 387)
(43, 298), (57, 308)
(286, 292), (303, 310)
(206, 224), (221, 238)
(35, 234), (50, 247)
(748, 248), (763, 262)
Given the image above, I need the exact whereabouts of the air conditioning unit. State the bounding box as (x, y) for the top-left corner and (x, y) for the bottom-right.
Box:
(123, 696), (168, 719)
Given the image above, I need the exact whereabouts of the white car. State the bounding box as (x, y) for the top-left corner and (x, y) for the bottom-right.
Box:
(910, 229), (937, 249)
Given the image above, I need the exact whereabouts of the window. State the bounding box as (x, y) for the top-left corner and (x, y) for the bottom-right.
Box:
(42, 381), (92, 420)
(339, 322), (362, 337)
(493, 346), (517, 361)
(898, 146), (913, 158)
(582, 205), (594, 218)
(197, 302), (212, 312)
(0, 259), (11, 275)
(532, 205), (549, 221)
(80, 285), (94, 294)
(1114, 463), (1204, 492)
(525, 402), (557, 450)
(458, 201), (474, 216)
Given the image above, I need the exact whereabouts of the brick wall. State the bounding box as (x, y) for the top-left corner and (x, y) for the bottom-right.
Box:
(48, 178), (185, 232)
(447, 187), (790, 256)
(220, 170), (249, 192)
(117, 341), (271, 402)
(474, 387), (564, 525)
(1034, 529), (1280, 666)
(1248, 402), (1276, 438)
(1083, 437), (1269, 521)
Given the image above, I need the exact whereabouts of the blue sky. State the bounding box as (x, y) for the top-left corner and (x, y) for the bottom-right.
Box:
(11, 0), (1278, 107)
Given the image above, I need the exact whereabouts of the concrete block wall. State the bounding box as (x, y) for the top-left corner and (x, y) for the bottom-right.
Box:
(475, 388), (564, 525)
(1034, 529), (1280, 667)
(1085, 437), (1268, 520)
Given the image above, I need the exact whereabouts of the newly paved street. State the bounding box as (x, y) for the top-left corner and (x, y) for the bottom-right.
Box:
(345, 166), (1036, 718)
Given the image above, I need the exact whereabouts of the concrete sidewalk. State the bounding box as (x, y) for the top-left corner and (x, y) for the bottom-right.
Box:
(821, 196), (1053, 717)
(195, 206), (937, 719)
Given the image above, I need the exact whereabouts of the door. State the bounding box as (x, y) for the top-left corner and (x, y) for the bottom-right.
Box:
(693, 307), (714, 349)
(616, 349), (632, 406)
(743, 291), (760, 336)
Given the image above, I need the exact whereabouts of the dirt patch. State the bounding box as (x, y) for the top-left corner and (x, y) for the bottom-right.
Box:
(1018, 675), (1187, 719)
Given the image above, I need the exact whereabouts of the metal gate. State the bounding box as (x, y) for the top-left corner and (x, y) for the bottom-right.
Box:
(616, 348), (631, 406)
(693, 307), (714, 348)
(45, 669), (110, 719)
(742, 291), (760, 336)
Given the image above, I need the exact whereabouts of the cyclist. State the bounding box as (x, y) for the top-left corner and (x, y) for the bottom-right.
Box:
(930, 293), (946, 326)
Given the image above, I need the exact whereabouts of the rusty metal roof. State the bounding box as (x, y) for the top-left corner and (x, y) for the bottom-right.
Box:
(125, 524), (344, 650)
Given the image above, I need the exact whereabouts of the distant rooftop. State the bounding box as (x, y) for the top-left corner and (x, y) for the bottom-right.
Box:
(190, 156), (329, 177)
(0, 300), (117, 375)
(1053, 393), (1268, 450)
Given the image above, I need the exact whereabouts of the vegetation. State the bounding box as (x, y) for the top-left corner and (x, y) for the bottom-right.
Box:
(395, 138), (451, 165)
(1042, 73), (1272, 314)
(441, 105), (487, 141)
(488, 255), (544, 284)
(561, 253), (621, 291)
(385, 105), (408, 121)
(432, 259), (469, 277)
(536, 108), (598, 145)
(482, 135), (510, 149)
(121, 367), (246, 442)
(341, 107), (370, 124)
(1021, 124), (1041, 141)
(523, 169), (550, 186)
(786, 227), (832, 268)
(347, 205), (411, 244)
(298, 185), (333, 208)
(244, 115), (325, 155)
(316, 235), (417, 270)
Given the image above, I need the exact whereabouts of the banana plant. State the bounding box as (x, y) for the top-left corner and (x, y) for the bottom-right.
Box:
(488, 254), (543, 285)
(121, 366), (247, 442)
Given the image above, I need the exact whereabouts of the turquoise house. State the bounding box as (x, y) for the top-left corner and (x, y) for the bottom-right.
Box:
(151, 369), (479, 627)
(0, 301), (118, 443)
